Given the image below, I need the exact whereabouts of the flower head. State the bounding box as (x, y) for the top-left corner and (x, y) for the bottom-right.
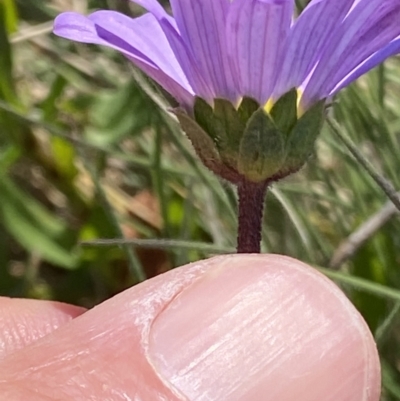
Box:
(55, 0), (400, 110)
(54, 0), (400, 183)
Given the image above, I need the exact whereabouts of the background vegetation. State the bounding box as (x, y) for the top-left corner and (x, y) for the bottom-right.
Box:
(0, 0), (399, 398)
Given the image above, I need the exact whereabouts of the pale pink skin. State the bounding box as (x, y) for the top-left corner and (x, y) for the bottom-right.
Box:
(0, 254), (380, 401)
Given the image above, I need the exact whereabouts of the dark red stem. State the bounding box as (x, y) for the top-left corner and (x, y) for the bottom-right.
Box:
(236, 181), (267, 253)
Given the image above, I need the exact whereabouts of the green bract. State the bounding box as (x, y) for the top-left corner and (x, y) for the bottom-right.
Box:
(174, 89), (326, 184)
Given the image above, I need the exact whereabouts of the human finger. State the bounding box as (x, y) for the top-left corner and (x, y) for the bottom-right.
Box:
(0, 255), (380, 401)
(0, 297), (85, 358)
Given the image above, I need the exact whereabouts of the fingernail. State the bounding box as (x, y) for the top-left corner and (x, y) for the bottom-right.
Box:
(148, 255), (380, 401)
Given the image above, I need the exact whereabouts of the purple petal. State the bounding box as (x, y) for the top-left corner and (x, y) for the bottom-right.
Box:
(53, 12), (194, 105)
(88, 11), (188, 86)
(129, 57), (194, 106)
(227, 0), (293, 104)
(168, 0), (237, 102)
(331, 35), (400, 95)
(130, 0), (214, 101)
(129, 0), (172, 22)
(54, 12), (112, 46)
(302, 0), (400, 109)
(272, 0), (353, 100)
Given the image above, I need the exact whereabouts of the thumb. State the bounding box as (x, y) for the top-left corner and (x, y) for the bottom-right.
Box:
(0, 254), (380, 401)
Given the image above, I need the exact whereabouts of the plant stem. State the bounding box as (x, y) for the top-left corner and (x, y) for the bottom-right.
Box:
(237, 180), (267, 253)
(327, 116), (400, 212)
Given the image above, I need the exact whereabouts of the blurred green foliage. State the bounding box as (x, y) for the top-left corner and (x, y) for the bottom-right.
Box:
(0, 0), (400, 398)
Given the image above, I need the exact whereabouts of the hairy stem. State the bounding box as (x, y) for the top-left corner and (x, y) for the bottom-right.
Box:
(237, 181), (267, 253)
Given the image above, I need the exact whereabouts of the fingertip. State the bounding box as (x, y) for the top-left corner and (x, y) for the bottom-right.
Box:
(148, 254), (381, 401)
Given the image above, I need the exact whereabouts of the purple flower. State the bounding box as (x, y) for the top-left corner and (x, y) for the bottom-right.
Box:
(54, 0), (400, 112)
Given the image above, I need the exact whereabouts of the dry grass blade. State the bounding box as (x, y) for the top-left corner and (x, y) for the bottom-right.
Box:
(330, 195), (400, 269)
